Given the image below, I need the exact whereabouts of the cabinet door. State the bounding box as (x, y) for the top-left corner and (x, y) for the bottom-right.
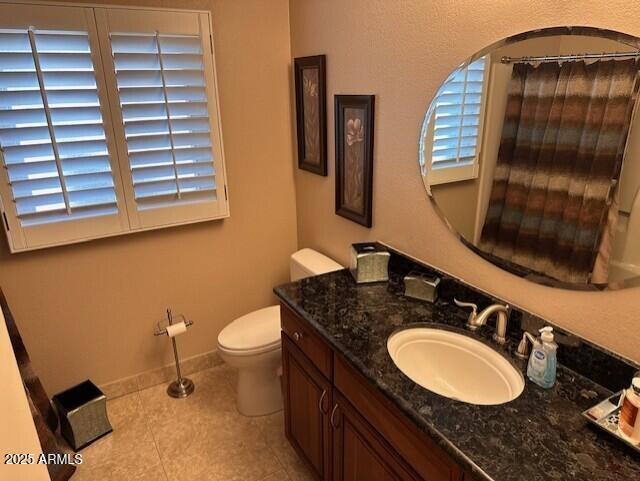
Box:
(334, 354), (462, 481)
(282, 334), (332, 481)
(332, 392), (420, 481)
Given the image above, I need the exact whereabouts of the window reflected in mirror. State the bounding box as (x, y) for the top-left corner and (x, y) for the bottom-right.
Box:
(421, 56), (488, 185)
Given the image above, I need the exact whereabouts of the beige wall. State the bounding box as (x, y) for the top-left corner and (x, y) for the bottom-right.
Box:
(0, 0), (298, 395)
(290, 0), (640, 364)
(431, 180), (478, 241)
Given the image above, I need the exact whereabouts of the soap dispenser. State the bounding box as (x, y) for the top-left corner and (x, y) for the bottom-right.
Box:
(527, 326), (558, 389)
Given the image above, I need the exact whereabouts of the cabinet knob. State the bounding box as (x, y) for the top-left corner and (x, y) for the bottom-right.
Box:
(293, 332), (302, 342)
(330, 403), (341, 429)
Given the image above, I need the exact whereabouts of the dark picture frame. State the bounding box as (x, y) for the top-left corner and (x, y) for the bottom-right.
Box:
(294, 55), (327, 175)
(334, 95), (375, 227)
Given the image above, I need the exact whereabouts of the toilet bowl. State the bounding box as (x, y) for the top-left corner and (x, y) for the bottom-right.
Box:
(217, 249), (343, 416)
(217, 306), (282, 416)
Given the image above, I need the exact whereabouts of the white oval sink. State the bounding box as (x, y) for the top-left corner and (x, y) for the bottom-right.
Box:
(387, 328), (524, 405)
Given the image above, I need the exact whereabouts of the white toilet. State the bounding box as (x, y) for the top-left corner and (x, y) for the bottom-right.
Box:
(217, 248), (343, 416)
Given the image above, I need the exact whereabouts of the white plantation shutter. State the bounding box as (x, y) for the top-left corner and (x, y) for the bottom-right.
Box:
(0, 4), (128, 251)
(110, 32), (216, 206)
(0, 29), (116, 223)
(0, 5), (228, 252)
(423, 56), (488, 186)
(96, 9), (228, 229)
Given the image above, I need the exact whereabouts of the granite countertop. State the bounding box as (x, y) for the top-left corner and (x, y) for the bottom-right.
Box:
(274, 269), (640, 481)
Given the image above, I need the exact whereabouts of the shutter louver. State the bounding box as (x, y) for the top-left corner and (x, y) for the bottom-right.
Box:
(0, 28), (117, 226)
(110, 32), (217, 210)
(431, 57), (486, 169)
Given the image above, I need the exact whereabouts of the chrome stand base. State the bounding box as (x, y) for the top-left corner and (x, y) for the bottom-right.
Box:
(167, 378), (195, 399)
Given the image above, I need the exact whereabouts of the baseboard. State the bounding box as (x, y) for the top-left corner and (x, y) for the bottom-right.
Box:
(99, 350), (223, 400)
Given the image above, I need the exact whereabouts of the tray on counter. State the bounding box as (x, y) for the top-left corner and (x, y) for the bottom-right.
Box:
(582, 390), (640, 453)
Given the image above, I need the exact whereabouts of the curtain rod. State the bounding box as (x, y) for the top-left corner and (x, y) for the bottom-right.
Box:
(500, 51), (640, 64)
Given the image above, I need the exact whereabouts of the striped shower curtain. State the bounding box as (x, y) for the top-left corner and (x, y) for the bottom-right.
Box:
(480, 59), (639, 283)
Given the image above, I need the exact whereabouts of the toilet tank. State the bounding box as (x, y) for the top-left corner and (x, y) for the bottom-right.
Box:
(290, 248), (343, 281)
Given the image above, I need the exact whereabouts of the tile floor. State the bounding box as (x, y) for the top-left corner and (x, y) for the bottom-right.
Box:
(72, 365), (314, 481)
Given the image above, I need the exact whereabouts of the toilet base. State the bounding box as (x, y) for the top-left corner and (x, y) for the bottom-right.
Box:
(218, 345), (283, 417)
(236, 366), (283, 417)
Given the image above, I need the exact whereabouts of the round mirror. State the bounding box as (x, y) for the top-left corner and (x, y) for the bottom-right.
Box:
(420, 27), (640, 290)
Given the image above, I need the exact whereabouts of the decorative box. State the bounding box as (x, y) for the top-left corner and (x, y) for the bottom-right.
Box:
(404, 272), (440, 302)
(349, 242), (390, 284)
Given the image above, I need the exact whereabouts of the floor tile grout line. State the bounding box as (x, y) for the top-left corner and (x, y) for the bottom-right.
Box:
(252, 400), (291, 481)
(254, 461), (293, 481)
(135, 364), (232, 481)
(260, 418), (290, 480)
(254, 444), (292, 481)
(272, 450), (297, 481)
(135, 388), (171, 481)
(268, 447), (293, 481)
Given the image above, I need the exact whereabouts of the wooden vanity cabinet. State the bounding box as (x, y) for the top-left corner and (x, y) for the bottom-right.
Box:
(280, 303), (463, 481)
(282, 334), (333, 481)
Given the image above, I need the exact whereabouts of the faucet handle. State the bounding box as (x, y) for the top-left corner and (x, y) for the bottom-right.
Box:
(454, 298), (477, 314)
(516, 331), (537, 359)
(454, 298), (478, 326)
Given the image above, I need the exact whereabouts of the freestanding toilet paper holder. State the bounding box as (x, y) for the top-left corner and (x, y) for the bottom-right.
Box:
(154, 309), (195, 399)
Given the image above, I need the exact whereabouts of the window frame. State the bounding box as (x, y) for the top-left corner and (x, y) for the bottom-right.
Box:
(0, 1), (229, 253)
(420, 55), (490, 187)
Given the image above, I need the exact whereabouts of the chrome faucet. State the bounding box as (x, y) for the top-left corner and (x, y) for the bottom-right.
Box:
(454, 299), (510, 345)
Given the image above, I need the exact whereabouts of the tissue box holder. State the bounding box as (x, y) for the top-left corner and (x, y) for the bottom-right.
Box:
(350, 242), (390, 283)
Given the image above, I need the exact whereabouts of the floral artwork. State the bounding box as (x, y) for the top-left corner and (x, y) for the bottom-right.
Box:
(343, 108), (365, 214)
(302, 69), (320, 165)
(335, 95), (375, 227)
(294, 56), (327, 175)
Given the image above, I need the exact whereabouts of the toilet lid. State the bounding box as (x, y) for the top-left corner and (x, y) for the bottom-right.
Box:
(218, 305), (281, 352)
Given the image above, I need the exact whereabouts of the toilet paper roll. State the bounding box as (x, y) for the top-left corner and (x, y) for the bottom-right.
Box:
(166, 321), (187, 338)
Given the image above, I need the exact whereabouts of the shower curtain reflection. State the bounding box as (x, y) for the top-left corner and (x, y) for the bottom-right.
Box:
(479, 59), (640, 283)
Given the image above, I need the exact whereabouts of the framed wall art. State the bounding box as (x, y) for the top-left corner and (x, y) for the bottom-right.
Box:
(294, 55), (327, 175)
(334, 95), (375, 227)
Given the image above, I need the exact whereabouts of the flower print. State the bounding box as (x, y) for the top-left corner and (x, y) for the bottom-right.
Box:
(346, 118), (364, 146)
(304, 77), (318, 97)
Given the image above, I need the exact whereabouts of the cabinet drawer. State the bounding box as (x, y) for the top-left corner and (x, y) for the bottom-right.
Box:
(335, 354), (462, 481)
(280, 302), (333, 379)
